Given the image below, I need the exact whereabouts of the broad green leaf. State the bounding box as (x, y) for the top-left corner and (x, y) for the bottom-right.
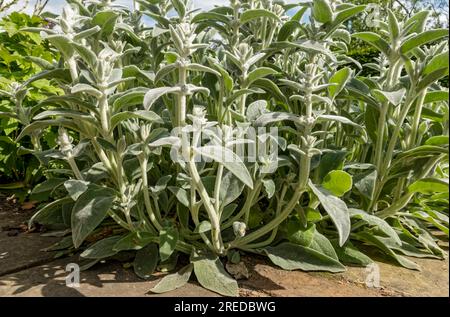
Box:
(329, 67), (351, 99)
(17, 119), (81, 142)
(151, 175), (172, 193)
(240, 9), (280, 24)
(410, 211), (449, 236)
(423, 51), (449, 77)
(417, 68), (449, 91)
(113, 89), (148, 111)
(309, 231), (339, 260)
(168, 186), (190, 207)
(207, 58), (234, 92)
(317, 114), (362, 129)
(308, 180), (351, 246)
(72, 186), (116, 248)
(318, 150), (348, 181)
(322, 170), (352, 197)
(72, 42), (97, 69)
(354, 232), (420, 270)
(33, 109), (95, 122)
(171, 0), (186, 19)
(387, 9), (400, 40)
(408, 178), (449, 195)
(425, 136), (449, 146)
(196, 146), (253, 189)
(287, 221), (315, 246)
(345, 78), (380, 110)
(29, 197), (72, 227)
(252, 78), (289, 103)
(424, 90), (449, 104)
(113, 232), (156, 251)
(192, 12), (230, 24)
(31, 178), (66, 195)
(353, 169), (377, 200)
(194, 221), (212, 233)
(134, 243), (159, 279)
(246, 100), (268, 122)
(246, 67), (277, 86)
(262, 179), (275, 199)
(155, 63), (178, 83)
(349, 208), (401, 245)
(396, 145), (448, 160)
(92, 11), (118, 36)
(143, 87), (181, 110)
(219, 172), (245, 207)
(313, 0), (333, 24)
(255, 112), (300, 126)
(110, 110), (163, 129)
(401, 29), (449, 54)
(331, 241), (373, 266)
(278, 20), (301, 41)
(159, 226), (179, 262)
(25, 56), (55, 69)
(192, 253), (239, 296)
(46, 35), (73, 58)
(73, 26), (101, 41)
(404, 11), (430, 34)
(372, 88), (406, 106)
(186, 63), (221, 77)
(292, 40), (336, 61)
(325, 5), (366, 36)
(64, 180), (90, 201)
(80, 236), (122, 259)
(71, 84), (102, 98)
(352, 32), (390, 56)
(264, 242), (346, 273)
(150, 263), (193, 293)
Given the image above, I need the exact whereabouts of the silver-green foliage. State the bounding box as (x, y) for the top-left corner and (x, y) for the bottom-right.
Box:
(15, 0), (449, 296)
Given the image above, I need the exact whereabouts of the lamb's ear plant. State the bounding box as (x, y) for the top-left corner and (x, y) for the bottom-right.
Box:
(14, 0), (448, 296)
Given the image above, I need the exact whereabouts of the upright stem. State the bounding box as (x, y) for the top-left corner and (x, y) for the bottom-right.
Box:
(231, 57), (317, 249)
(177, 66), (187, 127)
(408, 91), (427, 149)
(188, 157), (224, 254)
(376, 154), (444, 218)
(68, 58), (78, 82)
(68, 157), (83, 180)
(373, 60), (402, 172)
(99, 94), (110, 138)
(140, 158), (162, 231)
(214, 164), (224, 214)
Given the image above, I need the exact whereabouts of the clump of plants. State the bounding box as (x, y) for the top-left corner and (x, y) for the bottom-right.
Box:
(9, 0), (448, 296)
(0, 12), (62, 200)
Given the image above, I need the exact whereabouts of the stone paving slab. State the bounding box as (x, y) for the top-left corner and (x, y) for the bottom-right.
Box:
(0, 198), (59, 276)
(343, 257), (449, 297)
(0, 233), (59, 276)
(0, 257), (218, 297)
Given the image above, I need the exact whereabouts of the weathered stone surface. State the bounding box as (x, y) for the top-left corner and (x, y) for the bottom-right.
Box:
(0, 259), (218, 297)
(342, 257), (449, 297)
(0, 197), (59, 276)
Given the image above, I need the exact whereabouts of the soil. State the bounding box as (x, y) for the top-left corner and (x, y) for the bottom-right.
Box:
(0, 193), (448, 297)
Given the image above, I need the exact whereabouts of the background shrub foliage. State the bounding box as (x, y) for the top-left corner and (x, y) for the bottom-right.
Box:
(0, 0), (448, 296)
(0, 12), (61, 200)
